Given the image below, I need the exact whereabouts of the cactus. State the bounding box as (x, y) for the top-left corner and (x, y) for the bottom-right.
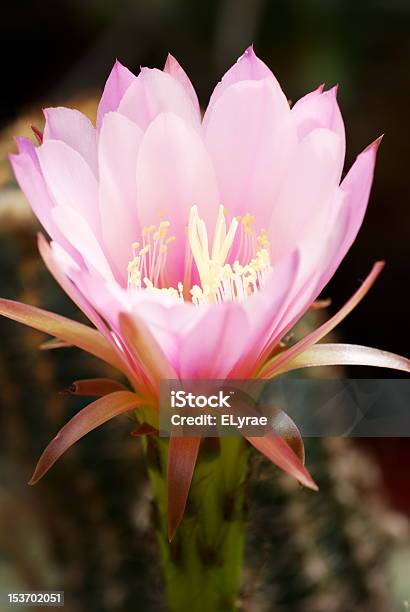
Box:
(143, 435), (249, 611)
(0, 108), (396, 612)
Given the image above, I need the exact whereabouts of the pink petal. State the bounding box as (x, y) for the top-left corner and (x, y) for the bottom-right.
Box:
(260, 200), (348, 357)
(268, 407), (305, 464)
(246, 433), (317, 490)
(38, 235), (124, 361)
(111, 291), (203, 371)
(119, 312), (177, 395)
(204, 78), (295, 227)
(15, 136), (39, 156)
(292, 86), (345, 147)
(118, 68), (200, 131)
(260, 261), (384, 378)
(29, 391), (143, 484)
(136, 112), (219, 285)
(43, 107), (98, 175)
(96, 60), (136, 131)
(297, 138), (381, 310)
(39, 239), (140, 385)
(98, 112), (143, 283)
(204, 46), (283, 124)
(233, 251), (301, 377)
(0, 297), (123, 371)
(337, 137), (382, 254)
(37, 140), (101, 239)
(52, 264), (147, 389)
(279, 343), (410, 374)
(292, 86), (345, 178)
(9, 141), (76, 257)
(261, 138), (380, 355)
(179, 303), (250, 379)
(268, 127), (342, 263)
(314, 137), (381, 291)
(164, 54), (201, 120)
(52, 205), (113, 280)
(167, 436), (201, 540)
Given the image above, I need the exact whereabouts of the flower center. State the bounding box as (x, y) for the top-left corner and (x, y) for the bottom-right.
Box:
(127, 206), (271, 304)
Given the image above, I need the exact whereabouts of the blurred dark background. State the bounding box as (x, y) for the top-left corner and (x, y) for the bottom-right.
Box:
(0, 1), (409, 611)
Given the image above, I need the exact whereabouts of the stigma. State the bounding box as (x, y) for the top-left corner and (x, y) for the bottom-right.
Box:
(127, 205), (271, 305)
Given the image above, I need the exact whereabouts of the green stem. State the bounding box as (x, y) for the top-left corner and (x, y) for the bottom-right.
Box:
(143, 435), (249, 612)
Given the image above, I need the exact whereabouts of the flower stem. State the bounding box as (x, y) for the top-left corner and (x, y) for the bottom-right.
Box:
(143, 435), (249, 612)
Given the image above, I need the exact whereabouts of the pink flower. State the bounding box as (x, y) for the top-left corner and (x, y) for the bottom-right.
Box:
(2, 47), (409, 538)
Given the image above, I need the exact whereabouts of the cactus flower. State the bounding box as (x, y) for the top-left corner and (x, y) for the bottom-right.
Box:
(1, 48), (409, 545)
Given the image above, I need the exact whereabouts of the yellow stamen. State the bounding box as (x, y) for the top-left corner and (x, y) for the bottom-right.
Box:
(127, 206), (272, 304)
